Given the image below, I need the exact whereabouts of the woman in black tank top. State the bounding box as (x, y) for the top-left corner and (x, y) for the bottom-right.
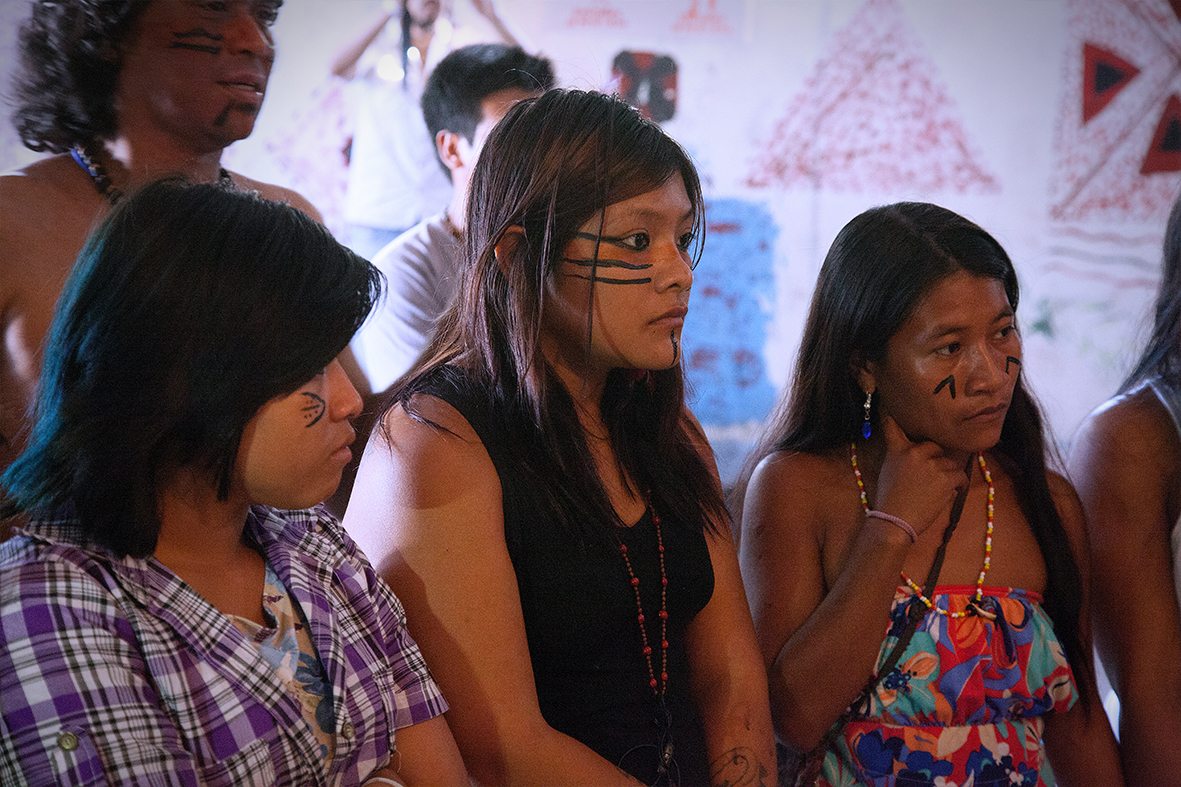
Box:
(345, 89), (774, 786)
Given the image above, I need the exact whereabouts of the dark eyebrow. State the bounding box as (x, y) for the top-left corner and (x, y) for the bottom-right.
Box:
(923, 308), (1015, 342)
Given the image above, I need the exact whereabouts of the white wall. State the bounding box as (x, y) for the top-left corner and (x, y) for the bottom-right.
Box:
(4, 0), (1176, 481)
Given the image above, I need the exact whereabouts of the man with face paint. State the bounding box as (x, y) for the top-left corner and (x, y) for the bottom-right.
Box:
(0, 0), (330, 532)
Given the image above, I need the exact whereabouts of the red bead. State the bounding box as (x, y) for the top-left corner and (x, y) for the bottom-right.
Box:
(661, 672), (668, 681)
(637, 613), (645, 623)
(642, 646), (652, 655)
(661, 640), (669, 649)
(650, 678), (658, 688)
(659, 610), (668, 619)
(619, 544), (627, 553)
(658, 545), (664, 552)
(631, 577), (640, 586)
(661, 577), (668, 586)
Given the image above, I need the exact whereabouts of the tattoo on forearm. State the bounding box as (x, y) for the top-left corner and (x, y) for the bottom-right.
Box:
(710, 748), (769, 787)
(933, 374), (956, 399)
(170, 28), (224, 55)
(300, 392), (326, 427)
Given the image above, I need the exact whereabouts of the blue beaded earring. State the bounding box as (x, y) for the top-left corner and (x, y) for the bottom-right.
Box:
(862, 389), (873, 440)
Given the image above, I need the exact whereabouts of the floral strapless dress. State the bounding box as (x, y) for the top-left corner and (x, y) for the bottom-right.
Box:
(818, 586), (1077, 787)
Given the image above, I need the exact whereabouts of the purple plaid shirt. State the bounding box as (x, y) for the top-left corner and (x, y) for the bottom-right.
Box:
(0, 505), (448, 786)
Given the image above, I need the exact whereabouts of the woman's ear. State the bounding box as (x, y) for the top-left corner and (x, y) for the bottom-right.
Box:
(850, 351), (877, 396)
(493, 226), (526, 277)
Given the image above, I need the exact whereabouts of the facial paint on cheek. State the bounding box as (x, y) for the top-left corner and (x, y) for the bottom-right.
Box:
(561, 256), (652, 285)
(170, 28), (224, 55)
(933, 374), (957, 399)
(1006, 356), (1021, 375)
(300, 392), (326, 427)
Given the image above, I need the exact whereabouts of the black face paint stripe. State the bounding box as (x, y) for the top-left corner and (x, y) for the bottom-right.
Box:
(933, 375), (957, 399)
(565, 273), (652, 285)
(1006, 356), (1022, 375)
(171, 28), (224, 54)
(300, 392), (326, 427)
(169, 41), (222, 53)
(561, 256), (652, 272)
(174, 27), (225, 40)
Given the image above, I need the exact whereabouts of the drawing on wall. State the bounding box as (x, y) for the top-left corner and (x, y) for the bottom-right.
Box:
(682, 199), (778, 484)
(673, 1), (731, 35)
(259, 80), (352, 238)
(746, 0), (999, 194)
(1049, 0), (1181, 221)
(564, 1), (626, 29)
(612, 52), (678, 122)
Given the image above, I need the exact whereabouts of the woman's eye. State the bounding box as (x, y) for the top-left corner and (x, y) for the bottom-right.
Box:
(936, 342), (960, 356)
(996, 325), (1016, 339)
(618, 232), (650, 252)
(677, 232), (696, 252)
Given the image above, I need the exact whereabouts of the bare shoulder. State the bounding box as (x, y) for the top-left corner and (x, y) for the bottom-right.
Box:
(229, 172), (323, 223)
(1, 156), (105, 306)
(1, 156), (103, 233)
(747, 448), (847, 505)
(742, 448), (848, 540)
(345, 393), (501, 568)
(1072, 385), (1177, 467)
(373, 394), (498, 503)
(1069, 385), (1180, 515)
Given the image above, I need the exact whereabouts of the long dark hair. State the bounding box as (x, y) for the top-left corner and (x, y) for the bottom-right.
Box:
(3, 180), (381, 557)
(1121, 189), (1181, 391)
(389, 88), (724, 545)
(732, 202), (1093, 700)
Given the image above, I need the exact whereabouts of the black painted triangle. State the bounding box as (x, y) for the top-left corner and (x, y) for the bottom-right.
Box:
(1083, 43), (1140, 123)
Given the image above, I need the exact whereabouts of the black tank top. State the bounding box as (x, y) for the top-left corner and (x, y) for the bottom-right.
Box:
(416, 366), (715, 785)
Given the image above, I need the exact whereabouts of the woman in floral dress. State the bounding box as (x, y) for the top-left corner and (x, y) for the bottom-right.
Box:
(732, 203), (1123, 786)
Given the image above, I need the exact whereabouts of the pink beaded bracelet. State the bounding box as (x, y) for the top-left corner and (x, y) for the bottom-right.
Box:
(866, 510), (917, 543)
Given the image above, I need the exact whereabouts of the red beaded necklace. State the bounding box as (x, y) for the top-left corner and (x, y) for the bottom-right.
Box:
(617, 506), (669, 697)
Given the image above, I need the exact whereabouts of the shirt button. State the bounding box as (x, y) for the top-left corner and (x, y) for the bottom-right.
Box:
(57, 732), (79, 751)
(340, 721), (355, 739)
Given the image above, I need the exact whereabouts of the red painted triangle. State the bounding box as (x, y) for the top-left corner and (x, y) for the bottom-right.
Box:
(1082, 43), (1140, 123)
(1142, 94), (1181, 174)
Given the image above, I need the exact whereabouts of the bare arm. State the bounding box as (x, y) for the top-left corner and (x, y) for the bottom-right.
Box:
(344, 397), (643, 786)
(737, 417), (968, 750)
(1040, 471), (1126, 786)
(468, 0), (528, 48)
(688, 528), (776, 786)
(331, 11), (394, 80)
(1069, 393), (1181, 786)
(679, 413), (775, 785)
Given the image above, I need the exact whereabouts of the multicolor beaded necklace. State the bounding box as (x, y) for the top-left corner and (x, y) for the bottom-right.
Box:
(70, 144), (232, 205)
(851, 444), (997, 620)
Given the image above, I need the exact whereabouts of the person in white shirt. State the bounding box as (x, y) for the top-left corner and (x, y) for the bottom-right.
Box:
(353, 43), (553, 392)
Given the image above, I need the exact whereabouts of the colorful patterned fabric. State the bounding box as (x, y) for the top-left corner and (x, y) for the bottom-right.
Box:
(229, 563), (337, 765)
(819, 585), (1078, 787)
(0, 506), (448, 787)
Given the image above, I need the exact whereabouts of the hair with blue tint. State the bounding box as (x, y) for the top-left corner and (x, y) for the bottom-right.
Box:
(3, 179), (380, 557)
